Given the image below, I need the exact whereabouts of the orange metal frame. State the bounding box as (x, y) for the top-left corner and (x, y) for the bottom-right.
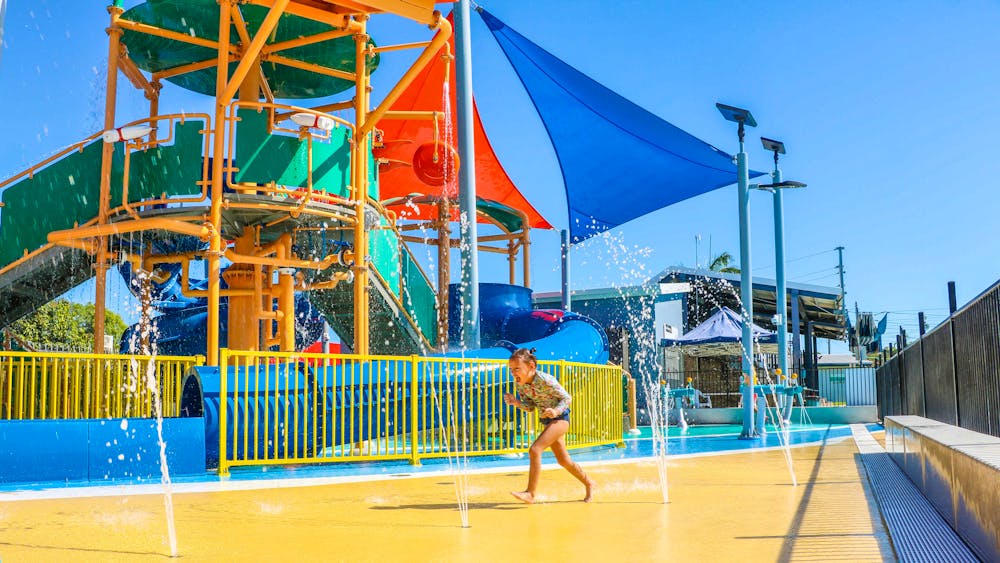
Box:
(5, 1), (454, 364)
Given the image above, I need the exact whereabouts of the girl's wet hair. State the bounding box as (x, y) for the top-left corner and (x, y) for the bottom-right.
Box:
(509, 347), (538, 364)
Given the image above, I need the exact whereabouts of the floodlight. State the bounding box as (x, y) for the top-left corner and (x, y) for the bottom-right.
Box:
(760, 137), (785, 154)
(757, 180), (807, 190)
(715, 103), (757, 127)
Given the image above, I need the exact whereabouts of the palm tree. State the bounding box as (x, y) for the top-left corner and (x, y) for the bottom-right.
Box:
(708, 251), (740, 274)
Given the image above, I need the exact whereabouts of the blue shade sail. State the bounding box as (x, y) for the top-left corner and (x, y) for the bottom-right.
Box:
(479, 9), (765, 243)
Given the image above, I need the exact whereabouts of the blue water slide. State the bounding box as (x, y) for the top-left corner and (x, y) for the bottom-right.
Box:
(117, 239), (324, 356)
(446, 282), (610, 364)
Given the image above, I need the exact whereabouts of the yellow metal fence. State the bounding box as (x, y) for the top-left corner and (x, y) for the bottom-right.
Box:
(0, 352), (203, 420)
(218, 350), (623, 475)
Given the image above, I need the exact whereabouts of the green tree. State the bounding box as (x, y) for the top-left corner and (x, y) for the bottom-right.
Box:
(709, 251), (741, 274)
(8, 299), (127, 351)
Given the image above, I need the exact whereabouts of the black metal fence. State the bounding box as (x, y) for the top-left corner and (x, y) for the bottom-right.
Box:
(877, 279), (1000, 437)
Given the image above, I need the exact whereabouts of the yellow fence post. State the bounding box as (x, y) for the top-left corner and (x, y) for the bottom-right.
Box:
(218, 348), (230, 477)
(627, 376), (638, 435)
(409, 355), (420, 466)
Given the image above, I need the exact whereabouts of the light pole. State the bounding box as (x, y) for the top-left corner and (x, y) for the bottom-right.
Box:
(753, 137), (806, 419)
(716, 103), (758, 439)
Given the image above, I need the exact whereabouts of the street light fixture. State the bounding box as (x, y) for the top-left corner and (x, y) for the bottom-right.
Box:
(717, 103), (758, 128)
(717, 102), (758, 439)
(753, 180), (808, 191)
(756, 136), (807, 410)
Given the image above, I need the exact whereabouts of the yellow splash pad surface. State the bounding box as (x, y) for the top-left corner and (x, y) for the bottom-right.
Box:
(0, 436), (892, 562)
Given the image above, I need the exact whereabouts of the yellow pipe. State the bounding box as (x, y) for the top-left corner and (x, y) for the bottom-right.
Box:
(273, 100), (354, 123)
(382, 110), (442, 121)
(148, 81), (161, 141)
(361, 13), (451, 136)
(245, 1), (360, 32)
(437, 198), (450, 351)
(117, 50), (158, 99)
(207, 0), (233, 366)
(276, 234), (296, 352)
(522, 229), (531, 288)
(153, 56), (234, 81)
(259, 67), (274, 104)
(508, 240), (516, 285)
(223, 249), (351, 271)
(51, 239), (99, 254)
(230, 4), (253, 47)
(299, 272), (351, 291)
(115, 19), (228, 52)
(264, 28), (355, 54)
(219, 0), (290, 104)
(372, 40), (432, 54)
(262, 53), (356, 82)
(47, 218), (211, 244)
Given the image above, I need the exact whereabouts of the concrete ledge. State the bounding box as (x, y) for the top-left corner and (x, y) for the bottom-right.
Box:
(0, 417), (206, 485)
(885, 415), (1000, 561)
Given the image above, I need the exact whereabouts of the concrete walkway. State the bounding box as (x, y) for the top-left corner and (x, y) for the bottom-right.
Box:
(0, 434), (895, 562)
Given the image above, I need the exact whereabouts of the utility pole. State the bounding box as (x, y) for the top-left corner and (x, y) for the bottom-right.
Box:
(836, 246), (848, 335)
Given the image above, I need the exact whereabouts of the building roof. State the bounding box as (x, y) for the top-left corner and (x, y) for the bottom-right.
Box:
(533, 265), (846, 340)
(658, 267), (845, 339)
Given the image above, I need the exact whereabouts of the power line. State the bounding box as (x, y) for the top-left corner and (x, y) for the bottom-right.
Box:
(753, 248), (839, 272)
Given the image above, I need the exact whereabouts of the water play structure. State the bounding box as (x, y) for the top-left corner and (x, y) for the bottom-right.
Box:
(0, 0), (632, 484)
(5, 4), (1000, 561)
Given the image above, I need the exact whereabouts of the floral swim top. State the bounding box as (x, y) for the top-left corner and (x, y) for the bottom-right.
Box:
(515, 371), (571, 414)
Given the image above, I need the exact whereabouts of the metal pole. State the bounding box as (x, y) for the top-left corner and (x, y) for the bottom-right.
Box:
(736, 123), (756, 438)
(772, 162), (789, 384)
(918, 312), (926, 337)
(855, 301), (863, 364)
(947, 281), (957, 315)
(455, 0), (479, 349)
(791, 289), (801, 374)
(561, 229), (571, 311)
(804, 321), (813, 388)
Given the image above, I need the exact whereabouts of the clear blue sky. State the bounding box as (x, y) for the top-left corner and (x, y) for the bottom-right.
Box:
(3, 1), (1000, 346)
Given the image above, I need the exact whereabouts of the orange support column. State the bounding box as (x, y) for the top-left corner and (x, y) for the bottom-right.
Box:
(94, 3), (124, 354)
(207, 0), (233, 365)
(222, 229), (261, 351)
(436, 198), (451, 351)
(352, 19), (371, 356)
(277, 234), (296, 352)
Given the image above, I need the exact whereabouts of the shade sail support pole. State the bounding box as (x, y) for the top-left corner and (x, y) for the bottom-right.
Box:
(456, 0), (479, 349)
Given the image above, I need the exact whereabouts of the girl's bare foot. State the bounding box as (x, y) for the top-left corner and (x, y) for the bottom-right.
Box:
(510, 491), (535, 504)
(583, 479), (595, 503)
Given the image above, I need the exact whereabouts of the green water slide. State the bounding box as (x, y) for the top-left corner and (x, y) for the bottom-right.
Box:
(1, 106), (439, 356)
(0, 120), (206, 329)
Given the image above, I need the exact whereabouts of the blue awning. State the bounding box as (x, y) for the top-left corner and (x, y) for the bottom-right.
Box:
(479, 9), (766, 243)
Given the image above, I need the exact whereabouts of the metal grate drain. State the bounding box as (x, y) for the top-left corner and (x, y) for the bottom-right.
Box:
(851, 425), (978, 563)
